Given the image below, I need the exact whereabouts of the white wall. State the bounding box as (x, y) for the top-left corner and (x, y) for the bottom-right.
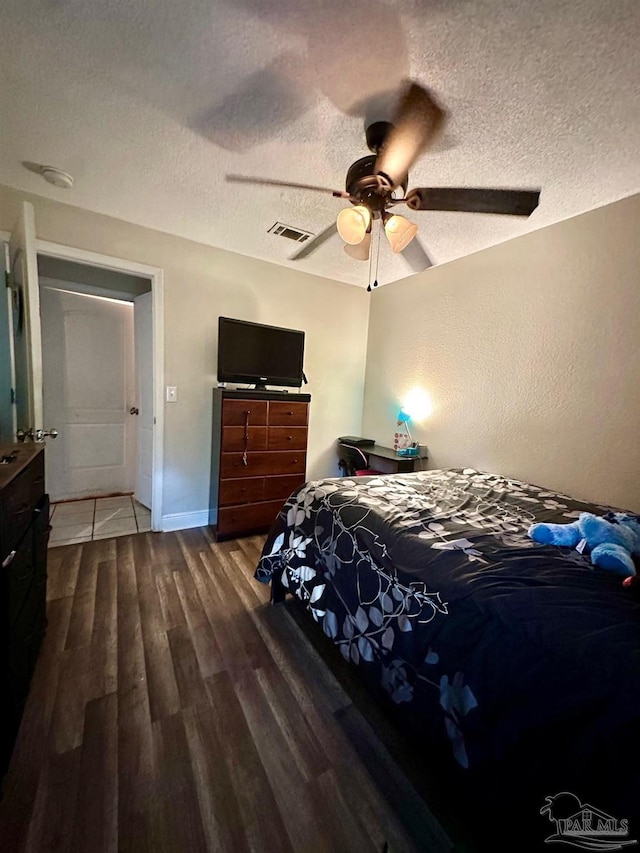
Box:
(0, 184), (370, 527)
(362, 193), (640, 512)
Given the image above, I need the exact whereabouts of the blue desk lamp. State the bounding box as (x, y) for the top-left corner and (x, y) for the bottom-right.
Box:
(396, 408), (419, 456)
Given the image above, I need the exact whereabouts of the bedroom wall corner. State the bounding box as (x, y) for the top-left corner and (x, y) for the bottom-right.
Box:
(361, 192), (640, 512)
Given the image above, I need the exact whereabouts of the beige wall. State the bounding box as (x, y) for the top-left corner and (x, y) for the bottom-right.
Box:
(1, 184), (370, 524)
(362, 193), (640, 512)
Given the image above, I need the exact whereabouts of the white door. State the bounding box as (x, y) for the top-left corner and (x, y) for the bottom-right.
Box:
(8, 202), (44, 441)
(40, 286), (136, 501)
(134, 292), (153, 509)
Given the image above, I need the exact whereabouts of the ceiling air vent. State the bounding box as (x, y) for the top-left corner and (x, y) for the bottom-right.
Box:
(268, 222), (313, 243)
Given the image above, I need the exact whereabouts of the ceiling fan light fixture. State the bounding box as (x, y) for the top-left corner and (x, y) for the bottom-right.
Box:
(336, 205), (371, 244)
(384, 213), (418, 253)
(344, 231), (371, 261)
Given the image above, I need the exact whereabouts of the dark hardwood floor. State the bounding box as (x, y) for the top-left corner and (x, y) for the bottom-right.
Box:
(0, 528), (466, 852)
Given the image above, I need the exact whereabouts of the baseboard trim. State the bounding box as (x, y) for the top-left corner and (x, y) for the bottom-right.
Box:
(161, 510), (210, 532)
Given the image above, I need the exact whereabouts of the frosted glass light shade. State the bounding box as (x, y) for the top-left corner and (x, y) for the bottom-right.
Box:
(384, 214), (418, 252)
(344, 231), (371, 260)
(337, 205), (371, 244)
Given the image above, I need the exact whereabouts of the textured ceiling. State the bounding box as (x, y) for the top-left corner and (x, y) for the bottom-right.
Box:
(2, 0), (640, 287)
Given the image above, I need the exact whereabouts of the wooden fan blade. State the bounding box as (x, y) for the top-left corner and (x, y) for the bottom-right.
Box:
(226, 174), (349, 198)
(374, 82), (447, 190)
(405, 187), (540, 216)
(401, 236), (433, 272)
(289, 223), (338, 260)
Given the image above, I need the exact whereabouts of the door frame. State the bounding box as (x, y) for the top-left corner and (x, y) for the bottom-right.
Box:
(20, 238), (164, 531)
(2, 242), (18, 441)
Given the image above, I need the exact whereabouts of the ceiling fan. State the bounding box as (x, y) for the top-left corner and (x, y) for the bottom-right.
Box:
(226, 81), (540, 285)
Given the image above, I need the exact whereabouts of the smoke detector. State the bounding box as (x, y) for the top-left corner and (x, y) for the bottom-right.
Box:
(40, 166), (74, 189)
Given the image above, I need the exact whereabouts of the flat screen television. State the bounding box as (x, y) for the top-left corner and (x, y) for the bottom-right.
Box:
(217, 317), (305, 390)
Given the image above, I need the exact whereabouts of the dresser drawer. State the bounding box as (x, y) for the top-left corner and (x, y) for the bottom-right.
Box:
(268, 401), (308, 426)
(5, 535), (35, 630)
(8, 611), (46, 716)
(220, 451), (306, 479)
(263, 474), (306, 503)
(218, 477), (265, 507)
(1, 455), (44, 553)
(221, 426), (268, 453)
(222, 399), (268, 426)
(217, 499), (285, 539)
(267, 427), (308, 451)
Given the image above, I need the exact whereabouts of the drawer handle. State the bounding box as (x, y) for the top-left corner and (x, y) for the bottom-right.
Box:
(286, 411), (293, 416)
(2, 550), (16, 568)
(292, 459), (298, 464)
(243, 411), (250, 466)
(286, 435), (292, 441)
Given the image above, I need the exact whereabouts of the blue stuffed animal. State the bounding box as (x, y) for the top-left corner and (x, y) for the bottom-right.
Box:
(529, 512), (640, 577)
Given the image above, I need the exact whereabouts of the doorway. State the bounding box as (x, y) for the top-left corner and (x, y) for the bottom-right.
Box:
(2, 209), (165, 535)
(38, 259), (154, 544)
(38, 258), (147, 497)
(35, 246), (164, 538)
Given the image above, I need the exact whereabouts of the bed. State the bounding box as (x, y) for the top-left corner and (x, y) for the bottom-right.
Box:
(255, 468), (640, 841)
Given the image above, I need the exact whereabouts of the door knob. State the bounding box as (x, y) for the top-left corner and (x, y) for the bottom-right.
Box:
(16, 428), (58, 442)
(130, 407), (139, 415)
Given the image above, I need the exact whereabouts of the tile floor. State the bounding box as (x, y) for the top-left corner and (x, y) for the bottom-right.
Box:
(48, 495), (152, 547)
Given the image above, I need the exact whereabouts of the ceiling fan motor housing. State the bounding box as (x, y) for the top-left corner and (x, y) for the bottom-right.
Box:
(345, 155), (407, 214)
(365, 121), (393, 154)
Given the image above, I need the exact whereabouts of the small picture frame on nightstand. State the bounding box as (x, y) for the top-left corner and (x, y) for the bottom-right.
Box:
(393, 431), (411, 451)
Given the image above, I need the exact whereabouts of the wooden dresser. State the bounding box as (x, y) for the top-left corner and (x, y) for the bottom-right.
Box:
(0, 443), (49, 777)
(210, 389), (311, 540)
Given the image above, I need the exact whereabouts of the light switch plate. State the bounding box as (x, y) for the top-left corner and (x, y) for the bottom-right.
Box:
(166, 386), (178, 402)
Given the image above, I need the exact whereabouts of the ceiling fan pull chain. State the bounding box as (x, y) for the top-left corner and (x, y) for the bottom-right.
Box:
(373, 218), (381, 288)
(367, 224), (374, 292)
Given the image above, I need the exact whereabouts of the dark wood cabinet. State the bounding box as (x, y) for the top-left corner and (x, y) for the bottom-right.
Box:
(210, 389), (311, 540)
(0, 443), (49, 777)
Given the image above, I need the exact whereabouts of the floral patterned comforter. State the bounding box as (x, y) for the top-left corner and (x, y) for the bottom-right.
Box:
(255, 468), (640, 829)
